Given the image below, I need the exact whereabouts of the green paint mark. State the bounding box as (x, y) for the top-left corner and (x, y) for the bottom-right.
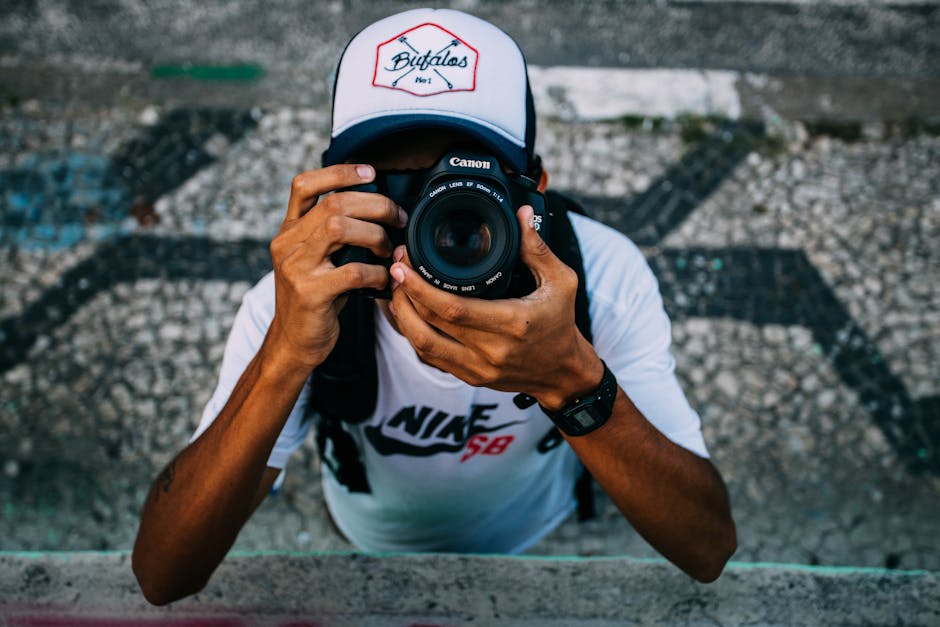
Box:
(4, 503), (14, 518)
(918, 448), (928, 460)
(151, 63), (264, 82)
(676, 257), (687, 270)
(0, 551), (90, 560)
(711, 258), (723, 271)
(812, 343), (823, 355)
(0, 550), (934, 577)
(724, 560), (931, 577)
(222, 551), (934, 576)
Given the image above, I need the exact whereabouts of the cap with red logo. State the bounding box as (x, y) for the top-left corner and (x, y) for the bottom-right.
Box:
(322, 8), (536, 174)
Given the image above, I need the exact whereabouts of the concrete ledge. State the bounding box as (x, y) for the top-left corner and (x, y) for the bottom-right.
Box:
(1, 552), (937, 625)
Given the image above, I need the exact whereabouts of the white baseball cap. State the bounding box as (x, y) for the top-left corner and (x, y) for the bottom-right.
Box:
(322, 8), (537, 174)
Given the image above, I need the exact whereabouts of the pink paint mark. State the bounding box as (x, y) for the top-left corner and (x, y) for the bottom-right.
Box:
(10, 617), (242, 627)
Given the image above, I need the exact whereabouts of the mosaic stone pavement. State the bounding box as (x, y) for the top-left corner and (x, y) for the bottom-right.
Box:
(1, 102), (938, 571)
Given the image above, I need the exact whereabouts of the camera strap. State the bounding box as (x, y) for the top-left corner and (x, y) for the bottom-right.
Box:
(307, 191), (597, 517)
(545, 191), (596, 522)
(310, 290), (376, 493)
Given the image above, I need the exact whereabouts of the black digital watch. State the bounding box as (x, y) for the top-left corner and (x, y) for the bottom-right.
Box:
(542, 361), (618, 436)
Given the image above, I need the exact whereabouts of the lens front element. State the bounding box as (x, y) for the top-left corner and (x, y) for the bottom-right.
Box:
(433, 208), (493, 267)
(407, 179), (519, 298)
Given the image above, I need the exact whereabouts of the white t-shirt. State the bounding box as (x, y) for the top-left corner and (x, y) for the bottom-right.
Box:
(193, 212), (708, 553)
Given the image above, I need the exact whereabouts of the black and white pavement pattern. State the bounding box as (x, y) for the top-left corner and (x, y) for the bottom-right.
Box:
(1, 97), (937, 572)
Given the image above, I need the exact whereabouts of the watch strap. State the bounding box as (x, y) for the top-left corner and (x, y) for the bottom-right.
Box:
(542, 361), (617, 436)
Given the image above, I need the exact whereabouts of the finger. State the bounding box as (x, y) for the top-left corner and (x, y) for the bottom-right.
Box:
(402, 285), (497, 345)
(286, 164), (375, 220)
(516, 205), (564, 289)
(306, 190), (407, 230)
(319, 215), (393, 258)
(279, 190), (406, 258)
(389, 286), (475, 370)
(390, 250), (515, 334)
(326, 262), (389, 297)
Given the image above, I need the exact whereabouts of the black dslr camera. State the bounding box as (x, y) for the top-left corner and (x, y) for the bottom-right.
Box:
(332, 149), (552, 299)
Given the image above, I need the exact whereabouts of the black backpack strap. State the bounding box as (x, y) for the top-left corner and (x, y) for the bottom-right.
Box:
(545, 191), (592, 346)
(313, 293), (379, 423)
(545, 191), (597, 522)
(315, 412), (371, 492)
(307, 294), (376, 493)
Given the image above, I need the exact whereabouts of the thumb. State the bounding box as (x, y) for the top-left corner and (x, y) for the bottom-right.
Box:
(517, 205), (561, 288)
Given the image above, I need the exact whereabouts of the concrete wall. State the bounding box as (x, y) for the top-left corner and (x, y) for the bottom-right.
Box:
(1, 552), (937, 625)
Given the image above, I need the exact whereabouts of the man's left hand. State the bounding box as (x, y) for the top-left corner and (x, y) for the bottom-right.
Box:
(391, 207), (738, 583)
(388, 205), (604, 411)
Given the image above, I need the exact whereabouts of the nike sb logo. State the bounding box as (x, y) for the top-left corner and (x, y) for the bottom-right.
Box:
(363, 402), (521, 458)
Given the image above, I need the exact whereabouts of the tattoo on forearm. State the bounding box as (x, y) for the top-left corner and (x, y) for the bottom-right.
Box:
(151, 461), (177, 503)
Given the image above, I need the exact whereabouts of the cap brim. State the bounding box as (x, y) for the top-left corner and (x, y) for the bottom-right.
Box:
(322, 114), (530, 173)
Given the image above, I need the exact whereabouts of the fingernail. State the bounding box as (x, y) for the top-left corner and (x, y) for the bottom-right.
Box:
(356, 164), (374, 180)
(398, 206), (408, 226)
(388, 301), (397, 316)
(522, 205), (535, 229)
(393, 246), (405, 262)
(390, 266), (405, 283)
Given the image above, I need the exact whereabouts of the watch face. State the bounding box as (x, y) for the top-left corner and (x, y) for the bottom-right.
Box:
(571, 407), (597, 429)
(548, 361), (616, 436)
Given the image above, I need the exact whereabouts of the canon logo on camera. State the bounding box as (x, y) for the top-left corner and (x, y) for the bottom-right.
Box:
(449, 156), (491, 169)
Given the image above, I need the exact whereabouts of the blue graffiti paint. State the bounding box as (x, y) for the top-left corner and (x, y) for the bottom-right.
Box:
(0, 152), (133, 250)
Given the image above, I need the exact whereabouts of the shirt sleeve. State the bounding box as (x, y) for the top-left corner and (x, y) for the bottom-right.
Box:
(191, 272), (313, 469)
(572, 213), (709, 458)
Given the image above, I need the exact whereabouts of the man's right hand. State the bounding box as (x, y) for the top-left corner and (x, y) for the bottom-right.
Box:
(134, 166), (407, 605)
(265, 163), (408, 370)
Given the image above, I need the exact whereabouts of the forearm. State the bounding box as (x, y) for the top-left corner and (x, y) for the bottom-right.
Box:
(132, 334), (312, 604)
(563, 387), (736, 582)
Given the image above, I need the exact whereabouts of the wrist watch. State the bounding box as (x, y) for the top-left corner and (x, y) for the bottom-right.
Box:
(541, 361), (618, 436)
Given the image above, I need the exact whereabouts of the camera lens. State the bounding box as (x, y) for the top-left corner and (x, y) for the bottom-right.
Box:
(420, 190), (508, 276)
(433, 208), (492, 267)
(408, 184), (518, 297)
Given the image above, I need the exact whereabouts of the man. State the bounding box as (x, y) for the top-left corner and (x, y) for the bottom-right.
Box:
(132, 8), (735, 605)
